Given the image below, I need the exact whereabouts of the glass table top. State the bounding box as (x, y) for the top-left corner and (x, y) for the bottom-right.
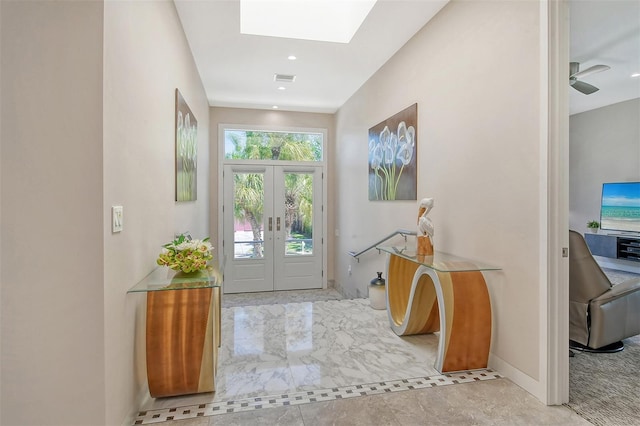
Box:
(377, 246), (501, 272)
(128, 265), (222, 293)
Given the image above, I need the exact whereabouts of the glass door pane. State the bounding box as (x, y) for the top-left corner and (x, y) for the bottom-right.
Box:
(233, 172), (265, 259)
(224, 129), (323, 161)
(283, 172), (314, 256)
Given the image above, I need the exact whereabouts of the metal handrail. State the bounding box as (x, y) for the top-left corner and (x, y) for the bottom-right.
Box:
(348, 229), (417, 262)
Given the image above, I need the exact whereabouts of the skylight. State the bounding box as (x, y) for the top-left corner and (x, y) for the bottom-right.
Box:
(240, 0), (377, 44)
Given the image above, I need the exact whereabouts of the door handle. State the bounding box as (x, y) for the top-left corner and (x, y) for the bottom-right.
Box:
(277, 217), (281, 231)
(269, 217), (273, 231)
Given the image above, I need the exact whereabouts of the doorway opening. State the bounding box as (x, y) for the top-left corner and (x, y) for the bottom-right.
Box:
(219, 126), (327, 294)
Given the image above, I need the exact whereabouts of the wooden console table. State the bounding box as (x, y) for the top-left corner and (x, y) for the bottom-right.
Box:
(377, 246), (500, 373)
(128, 266), (222, 398)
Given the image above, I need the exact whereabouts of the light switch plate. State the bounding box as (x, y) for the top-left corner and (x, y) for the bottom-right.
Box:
(112, 206), (123, 233)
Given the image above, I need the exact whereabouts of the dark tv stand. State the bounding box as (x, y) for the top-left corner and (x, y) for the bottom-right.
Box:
(617, 236), (640, 262)
(585, 233), (640, 263)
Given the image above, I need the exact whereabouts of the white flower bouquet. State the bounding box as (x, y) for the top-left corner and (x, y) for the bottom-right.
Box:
(156, 234), (213, 273)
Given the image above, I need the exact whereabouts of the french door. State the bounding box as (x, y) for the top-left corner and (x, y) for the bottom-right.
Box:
(223, 164), (323, 293)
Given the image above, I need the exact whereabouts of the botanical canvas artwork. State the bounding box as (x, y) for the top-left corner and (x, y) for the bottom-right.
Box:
(175, 89), (198, 201)
(368, 103), (417, 200)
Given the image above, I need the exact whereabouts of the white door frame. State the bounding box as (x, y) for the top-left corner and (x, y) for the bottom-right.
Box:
(217, 124), (328, 293)
(542, 0), (570, 405)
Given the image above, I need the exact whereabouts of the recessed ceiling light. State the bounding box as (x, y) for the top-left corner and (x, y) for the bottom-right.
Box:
(632, 73), (640, 78)
(288, 55), (297, 61)
(278, 86), (286, 91)
(272, 105), (279, 109)
(240, 0), (377, 43)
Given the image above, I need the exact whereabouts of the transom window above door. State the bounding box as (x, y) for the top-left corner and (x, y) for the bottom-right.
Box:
(224, 129), (323, 162)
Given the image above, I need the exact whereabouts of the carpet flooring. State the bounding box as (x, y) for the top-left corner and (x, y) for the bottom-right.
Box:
(566, 268), (640, 426)
(568, 334), (640, 426)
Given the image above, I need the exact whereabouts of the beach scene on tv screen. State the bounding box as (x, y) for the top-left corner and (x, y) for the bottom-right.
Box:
(601, 182), (640, 233)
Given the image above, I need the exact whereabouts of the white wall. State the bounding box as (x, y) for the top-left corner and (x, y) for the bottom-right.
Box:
(0, 1), (209, 424)
(334, 0), (545, 393)
(569, 98), (640, 233)
(210, 107), (335, 282)
(103, 1), (209, 424)
(1, 1), (106, 424)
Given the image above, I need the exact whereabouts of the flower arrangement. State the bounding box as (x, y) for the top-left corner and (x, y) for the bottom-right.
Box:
(156, 234), (213, 273)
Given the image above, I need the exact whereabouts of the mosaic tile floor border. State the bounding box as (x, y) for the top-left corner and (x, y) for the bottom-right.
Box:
(133, 369), (502, 424)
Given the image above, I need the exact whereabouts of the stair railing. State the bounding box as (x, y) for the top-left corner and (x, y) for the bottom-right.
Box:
(348, 229), (417, 262)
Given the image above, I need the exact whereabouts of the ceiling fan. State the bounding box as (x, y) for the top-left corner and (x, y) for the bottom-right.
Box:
(570, 62), (611, 95)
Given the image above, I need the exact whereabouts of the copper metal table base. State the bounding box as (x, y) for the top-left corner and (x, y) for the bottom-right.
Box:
(386, 254), (492, 373)
(146, 287), (219, 398)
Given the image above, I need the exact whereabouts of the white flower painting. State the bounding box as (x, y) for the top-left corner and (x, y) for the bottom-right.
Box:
(368, 104), (417, 200)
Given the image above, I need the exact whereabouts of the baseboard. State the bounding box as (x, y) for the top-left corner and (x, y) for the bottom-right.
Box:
(123, 385), (150, 426)
(488, 353), (546, 403)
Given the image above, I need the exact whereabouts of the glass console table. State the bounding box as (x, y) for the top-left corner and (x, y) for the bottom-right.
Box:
(377, 246), (500, 373)
(128, 266), (222, 398)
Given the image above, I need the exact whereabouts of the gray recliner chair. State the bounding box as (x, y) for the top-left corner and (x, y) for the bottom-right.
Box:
(569, 230), (640, 352)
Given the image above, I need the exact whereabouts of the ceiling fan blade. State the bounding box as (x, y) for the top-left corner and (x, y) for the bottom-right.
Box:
(571, 64), (610, 79)
(571, 79), (600, 95)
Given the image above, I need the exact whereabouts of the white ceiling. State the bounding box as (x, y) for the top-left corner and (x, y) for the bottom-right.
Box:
(175, 0), (640, 115)
(569, 0), (640, 115)
(174, 0), (449, 113)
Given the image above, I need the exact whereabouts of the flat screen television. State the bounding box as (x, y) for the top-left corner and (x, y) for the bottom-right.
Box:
(600, 182), (640, 234)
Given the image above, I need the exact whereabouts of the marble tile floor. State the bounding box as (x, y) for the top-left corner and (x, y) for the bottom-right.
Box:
(139, 296), (442, 409)
(221, 288), (345, 308)
(135, 290), (590, 425)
